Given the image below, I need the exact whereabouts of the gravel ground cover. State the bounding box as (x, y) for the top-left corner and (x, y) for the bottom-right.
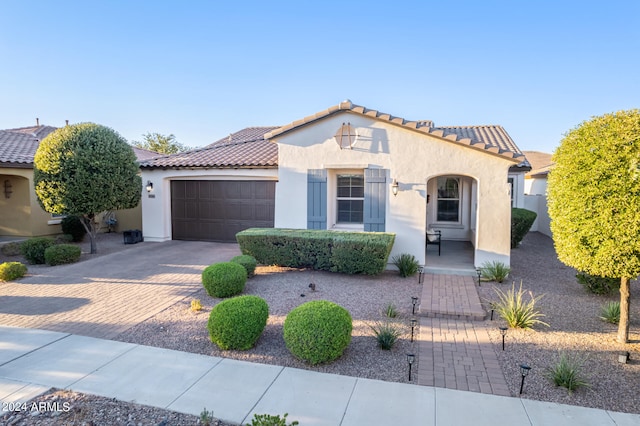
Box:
(479, 232), (640, 414)
(3, 231), (640, 422)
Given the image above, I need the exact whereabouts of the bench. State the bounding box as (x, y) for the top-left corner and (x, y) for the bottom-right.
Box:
(426, 229), (441, 256)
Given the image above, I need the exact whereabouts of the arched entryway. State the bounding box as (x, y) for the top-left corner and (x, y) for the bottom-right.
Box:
(424, 174), (477, 273)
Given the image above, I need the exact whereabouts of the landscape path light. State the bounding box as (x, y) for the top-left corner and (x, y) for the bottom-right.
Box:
(418, 266), (424, 284)
(411, 296), (419, 315)
(406, 353), (415, 381)
(410, 318), (417, 342)
(476, 268), (482, 286)
(519, 364), (531, 394)
(499, 327), (508, 351)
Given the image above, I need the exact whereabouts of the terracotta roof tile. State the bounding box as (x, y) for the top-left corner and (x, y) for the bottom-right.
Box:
(264, 100), (529, 167)
(523, 150), (554, 177)
(1, 125), (158, 167)
(140, 127), (278, 169)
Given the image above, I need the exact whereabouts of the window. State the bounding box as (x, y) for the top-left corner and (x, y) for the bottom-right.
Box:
(508, 177), (514, 207)
(336, 174), (364, 223)
(437, 177), (460, 222)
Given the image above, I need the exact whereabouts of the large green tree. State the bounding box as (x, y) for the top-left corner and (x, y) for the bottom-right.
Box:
(131, 132), (191, 154)
(548, 109), (640, 343)
(34, 123), (142, 254)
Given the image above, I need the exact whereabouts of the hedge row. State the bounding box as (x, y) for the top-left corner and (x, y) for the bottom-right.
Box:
(236, 228), (395, 275)
(511, 208), (537, 248)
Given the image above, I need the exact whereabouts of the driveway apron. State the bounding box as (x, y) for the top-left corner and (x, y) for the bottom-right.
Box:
(0, 241), (241, 339)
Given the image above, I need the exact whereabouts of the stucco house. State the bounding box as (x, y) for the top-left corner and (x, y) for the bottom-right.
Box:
(140, 101), (530, 268)
(0, 123), (157, 238)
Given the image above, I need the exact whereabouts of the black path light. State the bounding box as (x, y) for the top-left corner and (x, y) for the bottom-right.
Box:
(519, 364), (531, 394)
(410, 318), (417, 342)
(476, 268), (482, 287)
(411, 297), (419, 315)
(406, 353), (415, 381)
(499, 327), (508, 351)
(490, 304), (495, 321)
(418, 266), (424, 284)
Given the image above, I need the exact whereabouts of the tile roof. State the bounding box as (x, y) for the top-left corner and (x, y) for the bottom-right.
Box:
(0, 125), (158, 168)
(264, 100), (529, 168)
(523, 150), (554, 177)
(139, 127), (278, 169)
(0, 126), (57, 167)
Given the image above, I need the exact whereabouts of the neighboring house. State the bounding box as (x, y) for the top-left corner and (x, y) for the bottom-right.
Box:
(0, 123), (157, 238)
(140, 101), (530, 267)
(523, 150), (554, 237)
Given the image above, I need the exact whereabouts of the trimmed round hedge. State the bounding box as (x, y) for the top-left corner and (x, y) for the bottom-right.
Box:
(207, 295), (269, 350)
(44, 244), (81, 266)
(283, 300), (352, 365)
(230, 255), (257, 277)
(20, 237), (56, 264)
(202, 262), (247, 298)
(0, 262), (28, 282)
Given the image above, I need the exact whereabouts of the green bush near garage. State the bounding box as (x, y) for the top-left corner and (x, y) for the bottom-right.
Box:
(61, 215), (87, 242)
(236, 228), (395, 275)
(511, 208), (537, 248)
(283, 300), (352, 365)
(202, 262), (247, 298)
(0, 262), (28, 281)
(44, 244), (82, 266)
(20, 237), (56, 264)
(207, 295), (269, 350)
(230, 255), (258, 277)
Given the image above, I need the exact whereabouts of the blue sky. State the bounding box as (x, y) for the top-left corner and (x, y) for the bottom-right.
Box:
(1, 1), (638, 154)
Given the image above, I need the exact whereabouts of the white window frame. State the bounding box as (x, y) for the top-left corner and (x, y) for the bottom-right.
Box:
(327, 169), (365, 230)
(436, 176), (462, 224)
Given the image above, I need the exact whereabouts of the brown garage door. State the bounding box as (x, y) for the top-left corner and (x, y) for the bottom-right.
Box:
(171, 180), (275, 242)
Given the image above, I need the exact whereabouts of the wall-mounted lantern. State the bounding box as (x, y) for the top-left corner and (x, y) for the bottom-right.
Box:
(4, 180), (12, 198)
(146, 181), (154, 193)
(391, 179), (399, 196)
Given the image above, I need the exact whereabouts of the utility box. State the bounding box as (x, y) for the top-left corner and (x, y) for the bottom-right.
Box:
(123, 229), (143, 244)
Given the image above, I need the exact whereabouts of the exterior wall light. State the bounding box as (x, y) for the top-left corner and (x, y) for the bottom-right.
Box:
(146, 181), (154, 193)
(391, 179), (399, 196)
(4, 180), (12, 199)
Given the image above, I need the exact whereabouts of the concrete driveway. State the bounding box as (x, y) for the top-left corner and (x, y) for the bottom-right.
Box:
(0, 239), (241, 339)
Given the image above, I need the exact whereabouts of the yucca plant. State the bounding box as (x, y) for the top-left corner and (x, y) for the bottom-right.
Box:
(368, 321), (403, 350)
(599, 301), (620, 324)
(545, 352), (590, 393)
(480, 261), (511, 283)
(493, 281), (548, 329)
(382, 302), (399, 318)
(391, 253), (420, 278)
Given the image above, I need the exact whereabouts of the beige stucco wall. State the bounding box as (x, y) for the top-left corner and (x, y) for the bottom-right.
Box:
(272, 112), (518, 267)
(140, 168), (278, 242)
(0, 169), (61, 237)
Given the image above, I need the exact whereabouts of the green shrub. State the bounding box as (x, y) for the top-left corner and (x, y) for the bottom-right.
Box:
(599, 301), (620, 324)
(44, 244), (81, 266)
(368, 321), (402, 350)
(207, 295), (269, 350)
(493, 281), (548, 329)
(230, 255), (258, 277)
(54, 234), (74, 244)
(236, 228), (395, 275)
(20, 237), (56, 264)
(480, 261), (511, 283)
(545, 353), (590, 393)
(0, 242), (22, 256)
(0, 262), (28, 281)
(246, 413), (299, 426)
(391, 253), (420, 277)
(61, 215), (87, 242)
(383, 302), (398, 318)
(511, 208), (537, 248)
(576, 272), (620, 295)
(283, 300), (352, 364)
(202, 262), (247, 298)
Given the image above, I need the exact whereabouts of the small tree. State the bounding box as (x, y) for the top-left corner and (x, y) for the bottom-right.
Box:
(34, 123), (142, 254)
(131, 132), (191, 154)
(547, 109), (640, 343)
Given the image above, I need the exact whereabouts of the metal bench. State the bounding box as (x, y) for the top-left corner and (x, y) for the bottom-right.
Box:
(426, 229), (441, 256)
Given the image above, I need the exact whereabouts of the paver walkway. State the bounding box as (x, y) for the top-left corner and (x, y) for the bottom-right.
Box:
(0, 240), (240, 339)
(416, 274), (510, 396)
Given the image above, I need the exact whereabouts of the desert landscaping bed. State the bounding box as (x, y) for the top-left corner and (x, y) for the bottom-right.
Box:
(2, 231), (640, 423)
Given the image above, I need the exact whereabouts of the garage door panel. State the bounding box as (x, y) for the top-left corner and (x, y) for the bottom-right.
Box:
(171, 180), (275, 242)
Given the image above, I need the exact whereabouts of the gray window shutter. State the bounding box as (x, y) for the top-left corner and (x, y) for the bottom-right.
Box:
(364, 168), (387, 232)
(307, 169), (327, 229)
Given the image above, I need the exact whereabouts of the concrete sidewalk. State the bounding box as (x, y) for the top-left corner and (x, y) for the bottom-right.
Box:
(1, 327), (638, 426)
